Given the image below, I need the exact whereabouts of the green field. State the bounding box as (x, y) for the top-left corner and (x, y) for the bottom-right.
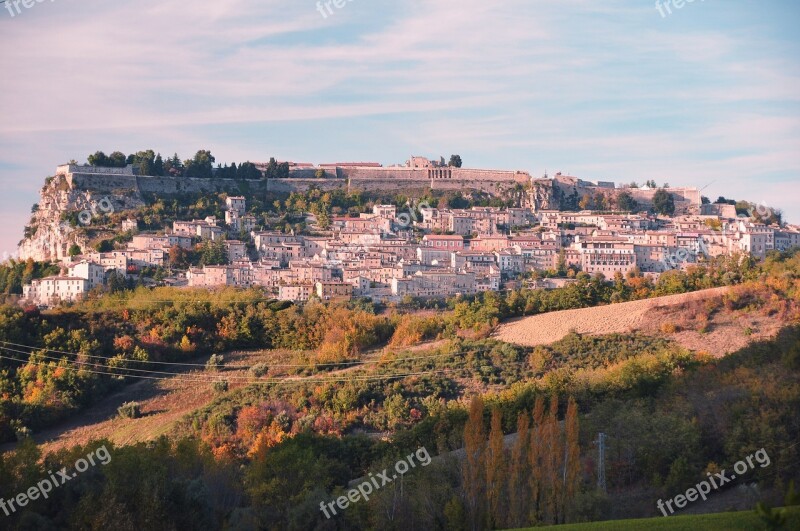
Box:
(515, 506), (800, 530)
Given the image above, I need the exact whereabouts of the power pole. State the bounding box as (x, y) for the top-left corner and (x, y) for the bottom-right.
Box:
(594, 432), (607, 493)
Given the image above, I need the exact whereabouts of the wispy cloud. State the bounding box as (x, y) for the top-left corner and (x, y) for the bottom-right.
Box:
(0, 0), (798, 252)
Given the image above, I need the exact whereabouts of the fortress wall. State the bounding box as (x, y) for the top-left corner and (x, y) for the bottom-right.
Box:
(347, 178), (430, 194)
(341, 166), (531, 184)
(67, 168), (532, 199)
(452, 169), (530, 183)
(68, 173), (140, 194)
(266, 178), (346, 193)
(136, 176), (273, 195)
(343, 167), (424, 180)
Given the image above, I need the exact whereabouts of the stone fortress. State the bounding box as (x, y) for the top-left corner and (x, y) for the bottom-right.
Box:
(56, 156), (700, 211)
(56, 155), (532, 196)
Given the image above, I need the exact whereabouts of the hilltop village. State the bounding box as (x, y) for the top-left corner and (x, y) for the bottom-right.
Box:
(17, 156), (799, 307)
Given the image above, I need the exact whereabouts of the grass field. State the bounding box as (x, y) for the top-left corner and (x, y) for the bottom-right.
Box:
(513, 506), (800, 530)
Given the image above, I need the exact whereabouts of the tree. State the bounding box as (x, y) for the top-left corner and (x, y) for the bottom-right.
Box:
(314, 168), (326, 179)
(277, 162), (290, 179)
(108, 151), (127, 167)
(508, 411), (530, 528)
(199, 239), (227, 266)
(68, 243), (82, 257)
(486, 407), (506, 529)
(87, 151), (108, 166)
(563, 397), (580, 523)
(463, 395), (486, 530)
(616, 191), (637, 212)
(185, 150), (215, 178)
(108, 270), (130, 292)
(653, 188), (675, 216)
(164, 153), (184, 176)
(543, 394), (562, 524)
(594, 192), (607, 211)
(529, 396), (545, 523)
(448, 155), (463, 168)
(94, 240), (113, 252)
(264, 157), (279, 179)
(153, 153), (165, 176)
(238, 162), (262, 180)
(168, 245), (191, 269)
(130, 150), (156, 175)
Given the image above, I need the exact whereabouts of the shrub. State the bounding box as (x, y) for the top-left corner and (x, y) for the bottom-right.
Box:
(118, 401), (141, 419)
(249, 363), (269, 378)
(206, 354), (224, 372)
(660, 322), (680, 334)
(213, 380), (229, 393)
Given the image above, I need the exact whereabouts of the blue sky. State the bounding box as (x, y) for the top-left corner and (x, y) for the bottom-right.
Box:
(1, 0), (799, 257)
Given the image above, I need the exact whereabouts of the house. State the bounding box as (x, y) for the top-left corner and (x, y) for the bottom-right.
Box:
(68, 261), (106, 289)
(23, 277), (89, 306)
(224, 240), (248, 263)
(315, 281), (353, 302)
(226, 196), (246, 215)
(421, 234), (465, 250)
(279, 283), (314, 302)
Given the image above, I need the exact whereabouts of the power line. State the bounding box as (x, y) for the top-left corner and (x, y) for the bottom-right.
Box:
(0, 344), (478, 384)
(0, 352), (459, 386)
(0, 339), (482, 369)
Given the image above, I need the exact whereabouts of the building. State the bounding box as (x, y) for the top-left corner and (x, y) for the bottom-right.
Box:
(421, 235), (465, 250)
(315, 281), (353, 302)
(224, 240), (248, 263)
(279, 283), (314, 302)
(226, 196), (246, 215)
(68, 261), (106, 289)
(23, 277), (89, 306)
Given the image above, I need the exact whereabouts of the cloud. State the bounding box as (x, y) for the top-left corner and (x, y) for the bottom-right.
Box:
(0, 0), (799, 253)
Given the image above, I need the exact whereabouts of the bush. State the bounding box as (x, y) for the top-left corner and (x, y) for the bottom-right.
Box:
(213, 380), (229, 393)
(660, 322), (680, 334)
(249, 363), (269, 378)
(118, 401), (141, 419)
(206, 354), (224, 372)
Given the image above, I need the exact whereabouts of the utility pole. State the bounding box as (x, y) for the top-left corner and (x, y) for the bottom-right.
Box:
(594, 432), (607, 493)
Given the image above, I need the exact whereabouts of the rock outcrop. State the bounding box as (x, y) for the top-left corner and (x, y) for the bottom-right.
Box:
(19, 172), (145, 262)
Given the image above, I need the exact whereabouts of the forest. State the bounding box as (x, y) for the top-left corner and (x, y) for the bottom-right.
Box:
(0, 250), (797, 529)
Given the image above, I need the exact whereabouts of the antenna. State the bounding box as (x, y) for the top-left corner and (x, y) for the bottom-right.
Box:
(594, 432), (607, 493)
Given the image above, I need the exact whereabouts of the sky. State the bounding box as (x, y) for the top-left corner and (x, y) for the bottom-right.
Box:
(1, 0), (799, 257)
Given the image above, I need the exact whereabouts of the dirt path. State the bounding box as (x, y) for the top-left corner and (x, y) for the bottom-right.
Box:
(494, 287), (730, 347)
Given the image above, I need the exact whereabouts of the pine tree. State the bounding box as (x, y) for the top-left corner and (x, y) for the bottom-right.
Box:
(486, 407), (506, 528)
(463, 395), (486, 530)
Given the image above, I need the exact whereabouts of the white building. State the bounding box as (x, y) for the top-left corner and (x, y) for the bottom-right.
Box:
(68, 261), (106, 289)
(23, 277), (89, 306)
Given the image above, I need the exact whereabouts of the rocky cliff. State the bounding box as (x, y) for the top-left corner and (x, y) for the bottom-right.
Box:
(19, 173), (146, 262)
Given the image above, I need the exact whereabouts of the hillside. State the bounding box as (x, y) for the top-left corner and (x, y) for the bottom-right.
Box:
(493, 285), (784, 357)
